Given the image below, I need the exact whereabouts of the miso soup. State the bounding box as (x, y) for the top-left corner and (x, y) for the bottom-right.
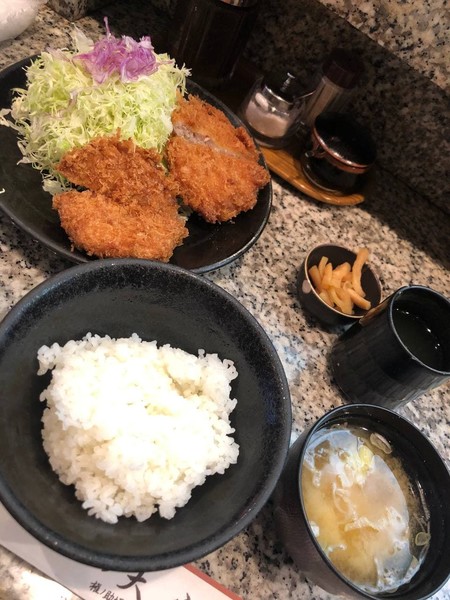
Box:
(301, 424), (430, 594)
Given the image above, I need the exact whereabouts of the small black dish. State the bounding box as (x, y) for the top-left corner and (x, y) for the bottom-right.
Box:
(0, 259), (291, 571)
(273, 404), (450, 600)
(297, 243), (382, 327)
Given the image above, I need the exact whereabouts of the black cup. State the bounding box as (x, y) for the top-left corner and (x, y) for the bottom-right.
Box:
(273, 404), (450, 600)
(330, 285), (450, 409)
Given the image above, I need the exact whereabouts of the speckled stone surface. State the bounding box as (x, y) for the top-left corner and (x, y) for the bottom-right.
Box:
(244, 0), (450, 215)
(318, 0), (450, 92)
(157, 0), (450, 214)
(1, 173), (449, 600)
(0, 6), (449, 600)
(150, 0), (450, 91)
(47, 0), (110, 21)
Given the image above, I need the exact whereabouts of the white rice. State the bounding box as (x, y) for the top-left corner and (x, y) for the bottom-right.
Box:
(37, 333), (239, 524)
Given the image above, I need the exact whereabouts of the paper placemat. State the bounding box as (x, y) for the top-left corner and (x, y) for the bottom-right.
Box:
(0, 503), (241, 600)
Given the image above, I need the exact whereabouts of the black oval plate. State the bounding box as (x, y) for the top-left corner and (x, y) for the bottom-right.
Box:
(0, 56), (272, 273)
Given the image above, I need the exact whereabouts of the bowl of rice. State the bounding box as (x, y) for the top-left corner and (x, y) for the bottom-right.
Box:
(0, 259), (291, 571)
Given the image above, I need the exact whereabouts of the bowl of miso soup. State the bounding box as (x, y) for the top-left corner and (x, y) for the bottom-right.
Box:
(273, 405), (450, 599)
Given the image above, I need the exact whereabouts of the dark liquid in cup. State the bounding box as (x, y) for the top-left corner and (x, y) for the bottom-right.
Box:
(392, 306), (446, 371)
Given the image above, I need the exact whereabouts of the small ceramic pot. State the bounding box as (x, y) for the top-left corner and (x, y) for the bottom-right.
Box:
(301, 112), (377, 194)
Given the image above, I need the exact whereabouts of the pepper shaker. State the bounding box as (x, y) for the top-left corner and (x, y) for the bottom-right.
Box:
(300, 48), (364, 128)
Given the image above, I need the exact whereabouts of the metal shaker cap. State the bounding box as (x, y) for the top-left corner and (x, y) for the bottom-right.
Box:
(322, 48), (364, 89)
(264, 70), (303, 104)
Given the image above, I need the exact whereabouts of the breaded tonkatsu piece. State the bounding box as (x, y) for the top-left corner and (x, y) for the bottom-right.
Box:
(53, 190), (187, 261)
(171, 94), (259, 158)
(53, 135), (188, 260)
(56, 135), (176, 205)
(166, 95), (270, 223)
(167, 136), (269, 223)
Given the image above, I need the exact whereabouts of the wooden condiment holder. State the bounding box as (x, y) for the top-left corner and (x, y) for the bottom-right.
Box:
(214, 60), (368, 206)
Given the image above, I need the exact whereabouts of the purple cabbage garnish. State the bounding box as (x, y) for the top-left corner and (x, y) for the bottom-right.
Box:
(75, 18), (160, 83)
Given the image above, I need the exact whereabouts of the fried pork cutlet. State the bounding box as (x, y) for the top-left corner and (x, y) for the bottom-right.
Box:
(167, 136), (269, 223)
(53, 135), (188, 261)
(166, 95), (270, 223)
(53, 190), (187, 261)
(56, 135), (176, 205)
(171, 94), (259, 158)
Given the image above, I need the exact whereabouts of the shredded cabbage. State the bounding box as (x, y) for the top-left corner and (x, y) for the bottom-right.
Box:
(0, 27), (189, 193)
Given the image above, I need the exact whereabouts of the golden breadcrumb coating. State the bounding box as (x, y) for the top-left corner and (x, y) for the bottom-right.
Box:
(54, 135), (188, 260)
(167, 95), (270, 223)
(171, 94), (260, 159)
(167, 137), (269, 223)
(56, 135), (179, 204)
(53, 190), (187, 261)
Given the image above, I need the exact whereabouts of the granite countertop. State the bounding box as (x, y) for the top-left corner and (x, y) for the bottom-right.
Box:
(0, 6), (449, 600)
